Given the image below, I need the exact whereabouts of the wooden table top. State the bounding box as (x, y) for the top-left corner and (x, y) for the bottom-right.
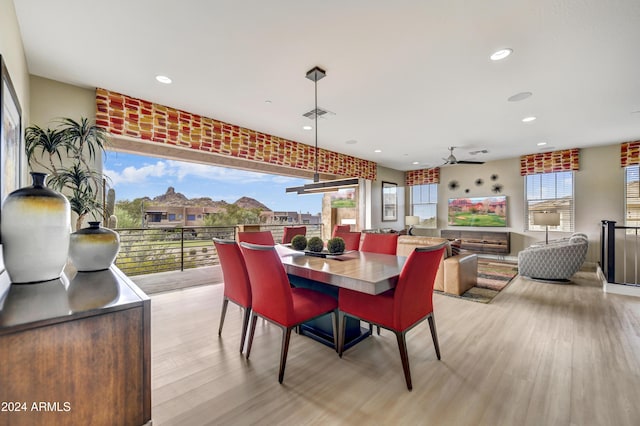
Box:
(276, 245), (406, 295)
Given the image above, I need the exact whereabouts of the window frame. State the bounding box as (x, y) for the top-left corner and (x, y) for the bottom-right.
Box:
(409, 183), (438, 229)
(625, 165), (640, 226)
(524, 171), (574, 232)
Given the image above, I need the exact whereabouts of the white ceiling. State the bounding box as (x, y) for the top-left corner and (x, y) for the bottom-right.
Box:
(12, 0), (640, 171)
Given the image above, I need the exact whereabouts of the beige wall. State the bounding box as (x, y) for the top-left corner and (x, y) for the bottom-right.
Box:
(370, 165), (405, 230)
(1, 0), (30, 186)
(406, 144), (622, 262)
(29, 76), (95, 127)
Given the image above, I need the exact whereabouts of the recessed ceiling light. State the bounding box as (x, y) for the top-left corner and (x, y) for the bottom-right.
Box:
(522, 116), (537, 122)
(155, 75), (172, 84)
(345, 139), (358, 145)
(374, 149), (382, 153)
(537, 142), (547, 146)
(264, 100), (272, 104)
(508, 92), (532, 102)
(412, 161), (420, 165)
(490, 48), (513, 61)
(303, 125), (312, 130)
(632, 110), (640, 115)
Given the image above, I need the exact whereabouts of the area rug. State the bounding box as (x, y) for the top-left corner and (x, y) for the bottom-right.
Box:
(437, 258), (518, 304)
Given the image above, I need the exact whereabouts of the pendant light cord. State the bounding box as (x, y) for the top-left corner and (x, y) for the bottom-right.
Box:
(314, 78), (319, 182)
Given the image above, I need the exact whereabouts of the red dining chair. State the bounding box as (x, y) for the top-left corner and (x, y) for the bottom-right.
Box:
(213, 238), (252, 353)
(282, 226), (306, 244)
(360, 232), (398, 255)
(239, 242), (339, 384)
(332, 224), (351, 237)
(338, 242), (447, 390)
(333, 231), (361, 251)
(238, 231), (275, 245)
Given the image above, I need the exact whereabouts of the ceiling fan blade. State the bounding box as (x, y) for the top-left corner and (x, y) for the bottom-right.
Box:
(456, 160), (485, 164)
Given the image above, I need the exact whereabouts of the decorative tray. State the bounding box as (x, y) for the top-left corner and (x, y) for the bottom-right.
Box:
(304, 250), (348, 258)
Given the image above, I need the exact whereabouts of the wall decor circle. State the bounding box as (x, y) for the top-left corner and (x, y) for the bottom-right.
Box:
(448, 180), (459, 190)
(465, 188), (470, 193)
(492, 183), (504, 193)
(475, 178), (484, 186)
(491, 174), (499, 181)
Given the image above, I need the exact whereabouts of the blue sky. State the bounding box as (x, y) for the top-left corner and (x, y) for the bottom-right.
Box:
(103, 151), (323, 214)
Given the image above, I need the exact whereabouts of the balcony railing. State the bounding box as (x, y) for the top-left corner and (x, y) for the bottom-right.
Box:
(600, 220), (640, 286)
(114, 223), (323, 276)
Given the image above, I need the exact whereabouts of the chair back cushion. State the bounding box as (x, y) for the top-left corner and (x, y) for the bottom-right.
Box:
(213, 239), (251, 307)
(238, 231), (275, 245)
(239, 242), (293, 324)
(332, 225), (351, 237)
(333, 231), (362, 251)
(393, 243), (446, 329)
(361, 233), (398, 255)
(282, 226), (306, 244)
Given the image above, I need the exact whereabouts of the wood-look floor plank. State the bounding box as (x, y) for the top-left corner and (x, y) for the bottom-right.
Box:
(148, 268), (640, 426)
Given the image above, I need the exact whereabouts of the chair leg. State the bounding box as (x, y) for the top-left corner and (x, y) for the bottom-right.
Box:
(278, 327), (293, 384)
(338, 311), (348, 357)
(218, 297), (229, 336)
(245, 314), (258, 360)
(377, 325), (381, 335)
(395, 331), (413, 391)
(427, 314), (441, 360)
(239, 307), (251, 353)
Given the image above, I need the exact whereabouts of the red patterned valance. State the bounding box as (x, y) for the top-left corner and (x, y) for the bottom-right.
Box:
(620, 141), (640, 167)
(405, 168), (440, 186)
(519, 148), (580, 176)
(95, 88), (377, 180)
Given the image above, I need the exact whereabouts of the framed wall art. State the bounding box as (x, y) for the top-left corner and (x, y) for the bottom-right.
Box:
(1, 55), (23, 204)
(381, 181), (397, 221)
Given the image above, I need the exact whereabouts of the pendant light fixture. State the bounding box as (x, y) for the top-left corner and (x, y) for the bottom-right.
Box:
(286, 66), (359, 195)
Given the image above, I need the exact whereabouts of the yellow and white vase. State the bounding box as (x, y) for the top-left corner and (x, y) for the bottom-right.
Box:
(69, 221), (120, 271)
(1, 172), (71, 283)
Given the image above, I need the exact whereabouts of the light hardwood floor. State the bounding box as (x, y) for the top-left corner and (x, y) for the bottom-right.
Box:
(148, 268), (640, 426)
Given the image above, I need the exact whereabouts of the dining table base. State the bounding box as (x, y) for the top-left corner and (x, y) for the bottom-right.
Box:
(288, 275), (372, 350)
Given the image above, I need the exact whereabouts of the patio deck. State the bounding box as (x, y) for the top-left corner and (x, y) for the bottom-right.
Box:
(130, 266), (223, 295)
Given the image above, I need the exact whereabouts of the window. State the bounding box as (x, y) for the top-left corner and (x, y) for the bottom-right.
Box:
(625, 165), (640, 226)
(410, 183), (438, 228)
(168, 214), (176, 221)
(525, 171), (574, 232)
(187, 214), (196, 221)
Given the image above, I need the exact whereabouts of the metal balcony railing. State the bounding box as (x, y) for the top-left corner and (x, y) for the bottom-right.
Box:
(113, 223), (323, 276)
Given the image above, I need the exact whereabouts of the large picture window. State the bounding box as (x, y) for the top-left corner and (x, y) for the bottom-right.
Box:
(625, 165), (640, 226)
(525, 171), (574, 232)
(410, 183), (438, 228)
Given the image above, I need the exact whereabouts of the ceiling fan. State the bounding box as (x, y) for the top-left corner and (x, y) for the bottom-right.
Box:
(442, 146), (485, 165)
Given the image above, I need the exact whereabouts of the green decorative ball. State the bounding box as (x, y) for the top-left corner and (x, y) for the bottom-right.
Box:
(291, 234), (308, 250)
(307, 236), (324, 253)
(327, 237), (346, 254)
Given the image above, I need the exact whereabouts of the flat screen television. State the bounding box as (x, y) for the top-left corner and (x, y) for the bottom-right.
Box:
(448, 195), (507, 227)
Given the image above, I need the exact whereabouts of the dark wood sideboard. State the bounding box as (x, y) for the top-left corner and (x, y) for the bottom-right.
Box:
(441, 229), (510, 255)
(0, 265), (151, 426)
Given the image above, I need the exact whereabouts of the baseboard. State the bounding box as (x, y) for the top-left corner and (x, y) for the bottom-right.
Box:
(598, 265), (640, 297)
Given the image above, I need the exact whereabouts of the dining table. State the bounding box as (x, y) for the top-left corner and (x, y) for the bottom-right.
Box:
(276, 244), (406, 349)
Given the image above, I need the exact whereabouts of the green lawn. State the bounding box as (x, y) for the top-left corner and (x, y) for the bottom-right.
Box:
(448, 213), (506, 226)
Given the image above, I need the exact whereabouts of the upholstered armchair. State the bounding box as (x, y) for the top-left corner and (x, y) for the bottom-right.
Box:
(518, 234), (588, 281)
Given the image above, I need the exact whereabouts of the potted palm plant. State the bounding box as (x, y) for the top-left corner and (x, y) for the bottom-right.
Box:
(25, 117), (109, 230)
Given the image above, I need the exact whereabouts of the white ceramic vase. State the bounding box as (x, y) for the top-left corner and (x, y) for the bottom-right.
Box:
(68, 221), (120, 271)
(1, 172), (71, 283)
